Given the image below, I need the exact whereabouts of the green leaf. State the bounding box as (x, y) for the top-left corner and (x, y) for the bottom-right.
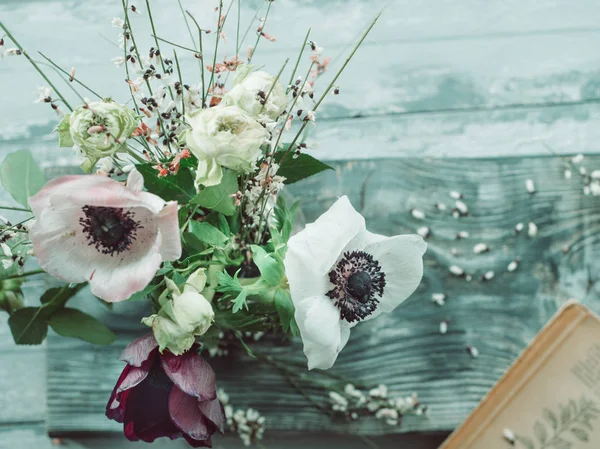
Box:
(272, 195), (299, 245)
(0, 150), (46, 207)
(274, 150), (333, 184)
(571, 427), (589, 442)
(8, 307), (49, 345)
(216, 270), (244, 297)
(126, 284), (161, 301)
(274, 288), (295, 333)
(137, 163), (196, 203)
(189, 221), (228, 247)
(544, 408), (558, 430)
(190, 169), (238, 215)
(514, 436), (535, 449)
(49, 308), (116, 345)
(214, 309), (265, 332)
(232, 289), (248, 313)
(250, 245), (284, 287)
(561, 404), (572, 424)
(57, 114), (74, 147)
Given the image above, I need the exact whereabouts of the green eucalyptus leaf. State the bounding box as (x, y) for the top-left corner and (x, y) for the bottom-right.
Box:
(8, 307), (49, 345)
(0, 150), (46, 207)
(190, 169), (238, 215)
(189, 221), (228, 246)
(57, 114), (74, 147)
(49, 308), (116, 345)
(137, 163), (196, 203)
(274, 150), (333, 184)
(250, 245), (284, 286)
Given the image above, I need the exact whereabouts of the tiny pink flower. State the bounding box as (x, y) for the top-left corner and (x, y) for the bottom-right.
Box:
(28, 169), (181, 302)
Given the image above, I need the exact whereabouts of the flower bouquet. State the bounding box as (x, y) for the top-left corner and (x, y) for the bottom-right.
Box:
(0, 1), (427, 446)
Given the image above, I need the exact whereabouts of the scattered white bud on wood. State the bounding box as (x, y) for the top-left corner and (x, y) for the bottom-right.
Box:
(473, 243), (490, 254)
(410, 208), (425, 220)
(450, 191), (463, 200)
(456, 231), (469, 240)
(572, 154), (584, 164)
(439, 320), (448, 334)
(417, 226), (431, 239)
(514, 222), (524, 234)
(507, 258), (520, 272)
(431, 293), (447, 306)
(482, 271), (495, 281)
(466, 345), (479, 358)
(503, 428), (516, 445)
(449, 265), (465, 276)
(452, 210), (460, 219)
(584, 184), (591, 196)
(591, 170), (600, 180)
(580, 166), (588, 176)
(525, 179), (536, 194)
(465, 274), (473, 282)
(528, 221), (538, 237)
(564, 168), (572, 180)
(451, 247), (461, 256)
(435, 202), (447, 211)
(455, 200), (469, 215)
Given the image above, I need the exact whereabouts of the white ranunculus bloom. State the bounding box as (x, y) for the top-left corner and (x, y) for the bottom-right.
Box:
(222, 67), (288, 121)
(142, 268), (215, 355)
(184, 105), (268, 186)
(284, 196), (427, 370)
(28, 169), (181, 302)
(66, 100), (138, 172)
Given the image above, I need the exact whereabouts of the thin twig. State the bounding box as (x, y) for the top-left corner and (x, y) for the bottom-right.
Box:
(38, 52), (103, 100)
(287, 28), (311, 92)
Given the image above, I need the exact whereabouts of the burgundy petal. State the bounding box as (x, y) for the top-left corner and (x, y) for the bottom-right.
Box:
(106, 357), (153, 422)
(198, 398), (226, 434)
(168, 385), (211, 441)
(160, 350), (217, 401)
(184, 435), (213, 448)
(119, 333), (159, 367)
(123, 358), (181, 443)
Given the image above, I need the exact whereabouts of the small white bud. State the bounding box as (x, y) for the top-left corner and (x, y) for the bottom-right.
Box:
(507, 258), (520, 272)
(431, 293), (447, 306)
(439, 320), (448, 334)
(473, 243), (490, 254)
(591, 170), (600, 180)
(410, 208), (425, 220)
(450, 191), (463, 199)
(455, 200), (469, 215)
(528, 221), (538, 237)
(503, 428), (516, 444)
(417, 226), (431, 239)
(465, 274), (473, 282)
(514, 222), (524, 234)
(584, 184), (591, 196)
(580, 166), (588, 176)
(525, 179), (536, 194)
(482, 271), (495, 281)
(435, 202), (447, 211)
(449, 265), (465, 276)
(456, 231), (469, 239)
(467, 345), (479, 358)
(564, 168), (572, 180)
(451, 247), (461, 256)
(572, 154), (584, 164)
(452, 210), (460, 219)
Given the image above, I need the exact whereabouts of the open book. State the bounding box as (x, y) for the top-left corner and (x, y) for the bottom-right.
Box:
(441, 300), (600, 449)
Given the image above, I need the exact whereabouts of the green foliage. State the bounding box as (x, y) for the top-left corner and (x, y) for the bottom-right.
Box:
(272, 195), (299, 246)
(190, 169), (238, 215)
(49, 308), (116, 345)
(126, 283), (162, 301)
(274, 150), (333, 184)
(274, 288), (296, 334)
(137, 163), (196, 203)
(216, 270), (244, 297)
(214, 309), (266, 332)
(0, 149), (47, 207)
(250, 245), (284, 287)
(57, 114), (74, 147)
(189, 221), (229, 247)
(8, 283), (85, 345)
(232, 289), (248, 313)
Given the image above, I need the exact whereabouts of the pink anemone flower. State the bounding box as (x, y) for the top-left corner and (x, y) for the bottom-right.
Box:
(28, 169), (181, 302)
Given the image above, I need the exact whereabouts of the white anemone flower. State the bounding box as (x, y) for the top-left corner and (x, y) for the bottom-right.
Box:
(28, 169), (181, 302)
(284, 196), (426, 370)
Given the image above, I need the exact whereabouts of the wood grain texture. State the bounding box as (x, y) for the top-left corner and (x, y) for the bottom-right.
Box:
(2, 0), (600, 137)
(46, 156), (600, 436)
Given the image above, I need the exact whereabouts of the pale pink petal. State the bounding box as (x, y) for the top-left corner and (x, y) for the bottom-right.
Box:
(157, 201), (182, 260)
(126, 168), (145, 193)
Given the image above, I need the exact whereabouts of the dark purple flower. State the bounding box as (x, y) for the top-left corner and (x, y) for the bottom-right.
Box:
(106, 334), (225, 448)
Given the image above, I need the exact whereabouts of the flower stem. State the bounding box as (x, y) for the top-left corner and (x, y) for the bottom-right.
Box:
(0, 206), (31, 213)
(173, 49), (185, 116)
(38, 52), (103, 100)
(144, 0), (175, 101)
(151, 35), (198, 54)
(259, 58), (289, 115)
(287, 28), (311, 92)
(185, 11), (206, 107)
(0, 22), (73, 111)
(207, 1), (224, 100)
(248, 0), (273, 63)
(280, 12), (381, 165)
(3, 269), (45, 280)
(235, 0), (241, 60)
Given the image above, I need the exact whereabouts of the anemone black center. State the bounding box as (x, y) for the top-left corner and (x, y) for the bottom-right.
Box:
(79, 205), (141, 256)
(326, 250), (386, 323)
(346, 271), (372, 303)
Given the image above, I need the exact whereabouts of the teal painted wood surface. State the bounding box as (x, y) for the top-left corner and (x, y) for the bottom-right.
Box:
(2, 0), (600, 448)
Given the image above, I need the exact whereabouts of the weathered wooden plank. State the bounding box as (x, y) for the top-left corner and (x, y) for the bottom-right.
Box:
(2, 0), (600, 136)
(0, 424), (87, 449)
(47, 155), (600, 436)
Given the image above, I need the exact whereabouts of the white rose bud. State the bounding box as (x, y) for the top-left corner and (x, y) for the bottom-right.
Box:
(184, 105), (268, 186)
(222, 67), (288, 121)
(61, 100), (138, 172)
